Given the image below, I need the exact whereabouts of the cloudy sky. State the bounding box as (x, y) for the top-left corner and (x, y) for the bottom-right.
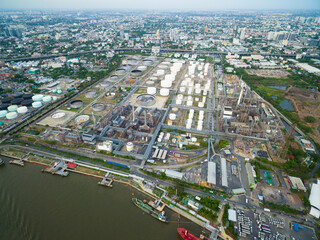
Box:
(1, 0), (320, 10)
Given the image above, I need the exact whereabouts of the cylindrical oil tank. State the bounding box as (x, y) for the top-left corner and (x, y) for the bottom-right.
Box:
(146, 81), (155, 86)
(126, 142), (134, 152)
(131, 69), (142, 76)
(8, 105), (18, 112)
(0, 110), (8, 118)
(32, 94), (44, 102)
(142, 59), (153, 66)
(137, 65), (147, 71)
(43, 96), (52, 103)
(21, 100), (33, 106)
(13, 92), (23, 98)
(160, 88), (170, 96)
(11, 98), (23, 105)
(116, 68), (126, 75)
(1, 97), (13, 104)
(177, 94), (184, 100)
(176, 99), (182, 105)
(92, 103), (105, 112)
(169, 113), (176, 120)
(147, 87), (157, 95)
(6, 112), (18, 120)
(22, 93), (33, 99)
(53, 96), (58, 101)
(70, 100), (83, 109)
(161, 80), (172, 88)
(100, 81), (111, 88)
(85, 91), (97, 98)
(122, 64), (133, 70)
(0, 104), (9, 110)
(32, 101), (42, 108)
(75, 115), (90, 125)
(17, 106), (28, 114)
(110, 75), (119, 81)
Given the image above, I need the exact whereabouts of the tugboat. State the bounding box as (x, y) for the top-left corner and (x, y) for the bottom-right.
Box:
(132, 198), (169, 222)
(0, 158), (4, 166)
(177, 228), (201, 240)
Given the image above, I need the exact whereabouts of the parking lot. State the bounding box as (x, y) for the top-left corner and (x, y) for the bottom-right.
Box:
(236, 209), (316, 240)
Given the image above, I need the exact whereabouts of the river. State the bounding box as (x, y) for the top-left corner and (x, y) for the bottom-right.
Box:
(0, 156), (203, 240)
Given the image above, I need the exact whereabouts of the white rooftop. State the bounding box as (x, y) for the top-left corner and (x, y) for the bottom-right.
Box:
(228, 209), (237, 222)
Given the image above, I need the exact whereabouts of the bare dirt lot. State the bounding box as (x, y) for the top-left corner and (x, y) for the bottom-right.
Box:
(245, 69), (289, 78)
(253, 183), (304, 211)
(286, 87), (320, 143)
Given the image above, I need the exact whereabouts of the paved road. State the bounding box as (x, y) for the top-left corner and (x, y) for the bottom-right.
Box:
(2, 48), (316, 62)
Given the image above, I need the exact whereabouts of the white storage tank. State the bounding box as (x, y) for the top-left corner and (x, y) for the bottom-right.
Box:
(187, 100), (193, 106)
(0, 110), (8, 118)
(177, 94), (184, 100)
(126, 142), (134, 152)
(195, 89), (201, 94)
(53, 96), (58, 101)
(43, 96), (52, 103)
(180, 87), (186, 93)
(6, 112), (18, 120)
(32, 94), (44, 101)
(147, 87), (157, 95)
(8, 105), (18, 112)
(137, 65), (147, 71)
(160, 88), (170, 96)
(161, 80), (172, 88)
(32, 101), (42, 108)
(169, 113), (176, 120)
(176, 99), (182, 105)
(146, 81), (155, 86)
(17, 106), (28, 114)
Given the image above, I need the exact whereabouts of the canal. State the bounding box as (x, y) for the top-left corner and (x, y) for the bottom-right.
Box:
(0, 156), (203, 240)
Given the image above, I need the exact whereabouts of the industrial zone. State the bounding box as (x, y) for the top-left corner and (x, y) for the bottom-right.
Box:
(1, 54), (319, 240)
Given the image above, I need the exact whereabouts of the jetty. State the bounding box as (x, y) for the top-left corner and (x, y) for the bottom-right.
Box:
(148, 198), (166, 211)
(42, 161), (69, 177)
(9, 159), (25, 167)
(98, 173), (113, 187)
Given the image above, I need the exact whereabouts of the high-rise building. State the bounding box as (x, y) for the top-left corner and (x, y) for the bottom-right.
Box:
(239, 29), (246, 40)
(169, 28), (179, 42)
(5, 25), (24, 38)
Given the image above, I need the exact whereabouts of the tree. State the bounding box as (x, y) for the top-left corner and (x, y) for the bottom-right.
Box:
(304, 116), (316, 123)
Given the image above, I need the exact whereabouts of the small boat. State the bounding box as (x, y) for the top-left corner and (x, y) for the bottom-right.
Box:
(0, 158), (4, 166)
(132, 198), (169, 223)
(177, 228), (201, 240)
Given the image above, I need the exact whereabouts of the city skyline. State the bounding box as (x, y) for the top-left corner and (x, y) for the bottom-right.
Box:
(1, 0), (320, 10)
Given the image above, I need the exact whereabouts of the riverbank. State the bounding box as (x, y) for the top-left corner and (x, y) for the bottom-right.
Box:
(0, 148), (217, 237)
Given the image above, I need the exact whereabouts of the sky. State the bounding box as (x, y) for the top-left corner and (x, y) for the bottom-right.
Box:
(1, 0), (320, 10)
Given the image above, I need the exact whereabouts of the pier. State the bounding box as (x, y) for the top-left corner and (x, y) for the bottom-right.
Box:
(9, 159), (25, 167)
(42, 161), (69, 177)
(98, 173), (113, 187)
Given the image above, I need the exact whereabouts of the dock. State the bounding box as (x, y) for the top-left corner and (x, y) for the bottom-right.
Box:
(148, 198), (166, 211)
(9, 159), (25, 167)
(41, 161), (69, 177)
(98, 173), (113, 187)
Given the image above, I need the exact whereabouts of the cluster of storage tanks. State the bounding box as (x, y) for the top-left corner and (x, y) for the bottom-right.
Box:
(184, 109), (204, 130)
(175, 62), (211, 108)
(0, 93), (57, 120)
(157, 132), (170, 143)
(51, 87), (63, 95)
(146, 60), (183, 98)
